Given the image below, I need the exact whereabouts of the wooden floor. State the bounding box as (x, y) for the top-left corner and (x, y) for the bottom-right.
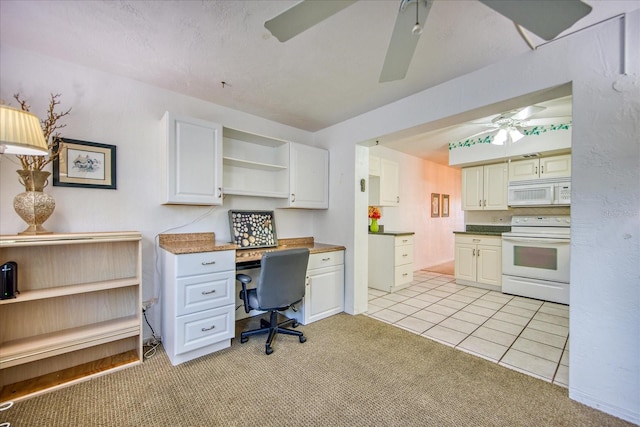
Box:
(424, 260), (454, 275)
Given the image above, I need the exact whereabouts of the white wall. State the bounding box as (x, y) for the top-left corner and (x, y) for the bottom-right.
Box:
(314, 13), (639, 424)
(369, 145), (463, 270)
(0, 45), (318, 338)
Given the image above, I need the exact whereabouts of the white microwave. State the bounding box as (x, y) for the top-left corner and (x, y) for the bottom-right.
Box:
(508, 179), (571, 206)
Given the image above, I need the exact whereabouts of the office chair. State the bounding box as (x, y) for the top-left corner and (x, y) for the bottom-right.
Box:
(237, 248), (310, 355)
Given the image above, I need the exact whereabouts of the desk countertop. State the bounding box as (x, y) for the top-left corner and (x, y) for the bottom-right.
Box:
(159, 233), (345, 263)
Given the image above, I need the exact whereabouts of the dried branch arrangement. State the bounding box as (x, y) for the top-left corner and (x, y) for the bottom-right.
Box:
(13, 93), (72, 171)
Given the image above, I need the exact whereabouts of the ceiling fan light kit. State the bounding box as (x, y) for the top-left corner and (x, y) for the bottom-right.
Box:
(264, 0), (593, 82)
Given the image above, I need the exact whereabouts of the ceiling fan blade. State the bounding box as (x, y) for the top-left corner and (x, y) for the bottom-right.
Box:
(478, 0), (592, 41)
(492, 105), (545, 123)
(523, 116), (572, 126)
(459, 128), (497, 141)
(379, 0), (433, 82)
(265, 0), (358, 42)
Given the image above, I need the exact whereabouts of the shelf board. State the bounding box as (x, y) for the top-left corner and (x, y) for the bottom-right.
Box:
(0, 231), (142, 247)
(0, 349), (140, 402)
(223, 188), (289, 199)
(223, 156), (287, 171)
(1, 316), (140, 368)
(0, 278), (140, 305)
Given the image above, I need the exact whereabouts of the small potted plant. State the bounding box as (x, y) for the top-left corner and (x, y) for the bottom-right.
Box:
(368, 206), (381, 233)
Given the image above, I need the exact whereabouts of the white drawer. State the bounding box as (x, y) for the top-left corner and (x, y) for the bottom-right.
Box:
(176, 250), (235, 277)
(308, 250), (344, 270)
(394, 244), (413, 266)
(176, 271), (235, 316)
(395, 235), (413, 246)
(394, 264), (414, 285)
(176, 304), (235, 355)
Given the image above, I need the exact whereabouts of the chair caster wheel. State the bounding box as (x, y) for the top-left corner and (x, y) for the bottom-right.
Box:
(299, 336), (306, 343)
(265, 346), (274, 355)
(292, 321), (299, 328)
(240, 336), (248, 343)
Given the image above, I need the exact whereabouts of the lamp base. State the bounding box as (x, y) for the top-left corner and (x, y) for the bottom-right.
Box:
(13, 191), (55, 235)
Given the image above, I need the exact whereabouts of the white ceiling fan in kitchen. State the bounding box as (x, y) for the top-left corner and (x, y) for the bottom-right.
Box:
(264, 0), (593, 82)
(458, 104), (572, 146)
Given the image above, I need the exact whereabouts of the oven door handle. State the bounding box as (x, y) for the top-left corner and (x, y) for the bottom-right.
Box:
(502, 237), (569, 244)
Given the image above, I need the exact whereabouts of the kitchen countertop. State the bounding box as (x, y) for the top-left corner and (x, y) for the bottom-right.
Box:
(453, 225), (511, 236)
(368, 231), (414, 236)
(158, 233), (345, 263)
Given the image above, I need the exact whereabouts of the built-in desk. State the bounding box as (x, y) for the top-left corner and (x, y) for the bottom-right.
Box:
(158, 233), (345, 365)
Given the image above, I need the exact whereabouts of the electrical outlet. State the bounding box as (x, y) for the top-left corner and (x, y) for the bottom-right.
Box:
(141, 297), (158, 311)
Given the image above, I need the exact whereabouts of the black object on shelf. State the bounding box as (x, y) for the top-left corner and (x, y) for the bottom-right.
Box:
(1, 261), (18, 300)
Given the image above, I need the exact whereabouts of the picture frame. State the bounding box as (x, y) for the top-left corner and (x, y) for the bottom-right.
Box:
(431, 193), (440, 217)
(228, 210), (278, 248)
(53, 138), (116, 189)
(441, 194), (450, 217)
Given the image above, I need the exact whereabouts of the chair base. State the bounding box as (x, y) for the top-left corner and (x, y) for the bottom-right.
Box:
(240, 310), (306, 355)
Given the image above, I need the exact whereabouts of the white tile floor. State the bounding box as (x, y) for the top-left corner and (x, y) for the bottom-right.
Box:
(366, 269), (570, 387)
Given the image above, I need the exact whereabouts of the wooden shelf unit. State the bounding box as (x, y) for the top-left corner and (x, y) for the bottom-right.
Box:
(0, 231), (142, 401)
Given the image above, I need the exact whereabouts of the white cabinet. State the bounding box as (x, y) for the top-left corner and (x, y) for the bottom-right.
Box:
(223, 128), (329, 208)
(368, 234), (414, 292)
(454, 234), (502, 290)
(161, 249), (236, 366)
(0, 232), (142, 401)
(222, 127), (289, 199)
(162, 112), (223, 205)
(509, 154), (571, 181)
(286, 250), (345, 325)
(288, 143), (329, 209)
(462, 163), (508, 210)
(369, 157), (399, 206)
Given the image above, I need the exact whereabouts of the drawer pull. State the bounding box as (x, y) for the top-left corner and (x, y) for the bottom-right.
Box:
(402, 273), (408, 277)
(472, 239), (480, 243)
(201, 325), (215, 332)
(201, 289), (216, 295)
(322, 257), (331, 262)
(402, 239), (408, 243)
(201, 261), (216, 266)
(402, 253), (408, 257)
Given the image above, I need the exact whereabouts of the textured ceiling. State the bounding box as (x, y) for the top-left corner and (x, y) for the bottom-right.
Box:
(1, 0), (638, 164)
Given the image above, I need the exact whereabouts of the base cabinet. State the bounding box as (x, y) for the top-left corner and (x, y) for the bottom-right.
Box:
(286, 250), (344, 325)
(368, 234), (414, 292)
(161, 249), (236, 366)
(455, 234), (502, 290)
(0, 232), (142, 401)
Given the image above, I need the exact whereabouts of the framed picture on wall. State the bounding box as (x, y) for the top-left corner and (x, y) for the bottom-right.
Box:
(431, 193), (440, 217)
(53, 138), (117, 189)
(441, 194), (450, 217)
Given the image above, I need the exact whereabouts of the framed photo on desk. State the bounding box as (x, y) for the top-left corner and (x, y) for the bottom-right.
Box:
(228, 210), (278, 248)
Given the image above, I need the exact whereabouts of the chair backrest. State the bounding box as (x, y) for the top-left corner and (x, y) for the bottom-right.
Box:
(256, 248), (310, 310)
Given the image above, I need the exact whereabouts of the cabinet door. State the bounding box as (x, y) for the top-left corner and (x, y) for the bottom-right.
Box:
(306, 264), (345, 324)
(454, 243), (476, 282)
(162, 112), (223, 205)
(508, 158), (539, 181)
(540, 154), (571, 178)
(379, 158), (399, 206)
(289, 143), (329, 209)
(483, 163), (509, 210)
(462, 166), (483, 210)
(369, 155), (381, 176)
(476, 244), (502, 287)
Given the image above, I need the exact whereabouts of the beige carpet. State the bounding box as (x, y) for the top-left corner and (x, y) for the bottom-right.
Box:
(2, 313), (632, 426)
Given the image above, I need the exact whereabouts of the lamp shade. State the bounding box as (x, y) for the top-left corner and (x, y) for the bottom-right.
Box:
(0, 105), (48, 155)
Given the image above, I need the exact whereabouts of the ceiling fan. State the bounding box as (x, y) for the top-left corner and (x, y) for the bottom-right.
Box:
(461, 105), (571, 146)
(264, 0), (593, 83)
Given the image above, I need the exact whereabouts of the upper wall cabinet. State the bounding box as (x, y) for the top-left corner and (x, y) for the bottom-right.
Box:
(462, 163), (508, 210)
(222, 128), (289, 199)
(369, 156), (399, 206)
(162, 112), (223, 205)
(509, 154), (571, 182)
(223, 128), (329, 208)
(289, 143), (329, 209)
